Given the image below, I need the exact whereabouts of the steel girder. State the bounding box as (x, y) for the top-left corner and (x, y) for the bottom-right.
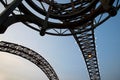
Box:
(70, 24), (100, 80)
(0, 41), (59, 80)
(0, 0), (119, 35)
(24, 0), (99, 19)
(0, 0), (22, 25)
(0, 0), (120, 80)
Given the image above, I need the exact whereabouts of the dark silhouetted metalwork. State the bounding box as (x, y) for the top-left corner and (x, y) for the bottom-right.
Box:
(70, 24), (100, 80)
(0, 0), (120, 80)
(0, 41), (59, 80)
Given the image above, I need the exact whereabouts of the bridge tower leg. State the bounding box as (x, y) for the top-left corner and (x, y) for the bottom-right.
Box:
(70, 23), (101, 80)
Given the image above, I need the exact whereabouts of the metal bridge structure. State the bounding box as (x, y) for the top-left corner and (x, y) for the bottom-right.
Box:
(0, 0), (120, 80)
(0, 41), (59, 80)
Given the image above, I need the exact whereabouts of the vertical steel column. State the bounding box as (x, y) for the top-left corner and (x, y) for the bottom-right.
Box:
(70, 24), (100, 80)
(69, 2), (100, 80)
(40, 0), (54, 36)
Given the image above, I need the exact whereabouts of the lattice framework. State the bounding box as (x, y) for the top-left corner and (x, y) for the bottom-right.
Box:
(0, 41), (59, 80)
(0, 0), (120, 80)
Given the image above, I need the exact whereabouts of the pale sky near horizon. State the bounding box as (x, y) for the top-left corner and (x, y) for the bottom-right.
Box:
(0, 0), (120, 80)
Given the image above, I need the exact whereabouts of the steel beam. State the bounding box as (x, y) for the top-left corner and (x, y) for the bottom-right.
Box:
(0, 41), (59, 80)
(70, 24), (100, 80)
(0, 0), (22, 25)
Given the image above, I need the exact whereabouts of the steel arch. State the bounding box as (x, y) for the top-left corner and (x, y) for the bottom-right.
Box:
(0, 41), (59, 80)
(0, 0), (119, 36)
(0, 0), (120, 80)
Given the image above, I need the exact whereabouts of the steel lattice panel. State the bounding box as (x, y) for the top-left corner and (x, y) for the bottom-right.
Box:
(0, 41), (59, 80)
(71, 25), (100, 80)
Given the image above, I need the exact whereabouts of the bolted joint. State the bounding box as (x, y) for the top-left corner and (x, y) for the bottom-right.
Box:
(40, 28), (46, 36)
(108, 6), (117, 17)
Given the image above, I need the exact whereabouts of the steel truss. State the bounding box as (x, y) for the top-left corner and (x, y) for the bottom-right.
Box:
(0, 0), (120, 80)
(0, 0), (119, 36)
(70, 23), (100, 80)
(0, 41), (59, 80)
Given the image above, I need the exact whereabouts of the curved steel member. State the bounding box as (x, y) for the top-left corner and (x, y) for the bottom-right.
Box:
(0, 41), (59, 80)
(24, 0), (99, 19)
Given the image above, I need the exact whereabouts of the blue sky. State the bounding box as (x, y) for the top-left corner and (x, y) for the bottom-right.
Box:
(95, 14), (120, 80)
(0, 0), (120, 80)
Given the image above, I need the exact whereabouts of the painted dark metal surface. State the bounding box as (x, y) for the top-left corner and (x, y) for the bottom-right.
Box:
(0, 0), (120, 80)
(0, 41), (59, 80)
